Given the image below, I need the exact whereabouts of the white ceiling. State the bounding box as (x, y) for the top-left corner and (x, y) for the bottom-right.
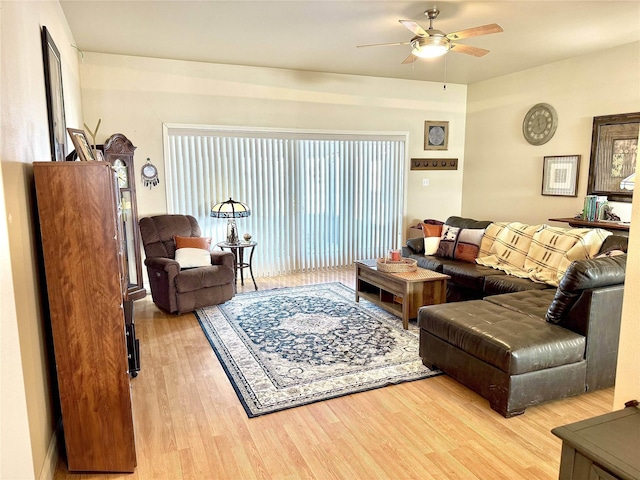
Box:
(60, 1), (640, 85)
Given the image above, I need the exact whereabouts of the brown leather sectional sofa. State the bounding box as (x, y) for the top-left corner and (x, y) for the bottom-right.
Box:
(402, 216), (628, 417)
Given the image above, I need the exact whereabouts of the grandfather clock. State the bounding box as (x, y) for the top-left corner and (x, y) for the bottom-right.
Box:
(104, 133), (146, 300)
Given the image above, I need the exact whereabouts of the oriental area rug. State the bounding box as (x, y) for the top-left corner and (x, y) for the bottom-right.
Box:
(195, 282), (440, 417)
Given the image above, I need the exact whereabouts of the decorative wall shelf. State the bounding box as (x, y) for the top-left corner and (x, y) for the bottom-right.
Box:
(411, 158), (458, 170)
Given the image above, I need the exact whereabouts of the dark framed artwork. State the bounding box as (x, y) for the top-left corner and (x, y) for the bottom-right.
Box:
(67, 128), (96, 161)
(541, 155), (580, 196)
(41, 26), (67, 162)
(587, 112), (639, 202)
(424, 121), (449, 150)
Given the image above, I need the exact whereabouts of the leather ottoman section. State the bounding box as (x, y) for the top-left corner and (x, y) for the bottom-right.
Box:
(484, 290), (557, 319)
(175, 265), (235, 293)
(441, 263), (505, 290)
(419, 331), (587, 417)
(418, 301), (585, 375)
(483, 274), (553, 295)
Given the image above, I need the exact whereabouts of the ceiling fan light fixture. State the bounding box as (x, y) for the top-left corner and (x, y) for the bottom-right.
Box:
(410, 37), (450, 58)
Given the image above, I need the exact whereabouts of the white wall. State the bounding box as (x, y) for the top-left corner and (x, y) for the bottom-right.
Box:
(78, 53), (468, 235)
(0, 1), (83, 478)
(463, 42), (639, 224)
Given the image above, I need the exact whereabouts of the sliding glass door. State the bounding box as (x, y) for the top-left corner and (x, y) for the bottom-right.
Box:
(165, 125), (406, 277)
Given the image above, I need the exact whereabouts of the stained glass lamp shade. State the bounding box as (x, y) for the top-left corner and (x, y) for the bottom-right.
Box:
(210, 198), (250, 244)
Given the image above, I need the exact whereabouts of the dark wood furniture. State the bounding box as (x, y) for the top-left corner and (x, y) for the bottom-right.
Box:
(217, 240), (258, 290)
(34, 162), (137, 473)
(104, 133), (146, 300)
(355, 259), (448, 329)
(552, 405), (640, 480)
(549, 217), (630, 235)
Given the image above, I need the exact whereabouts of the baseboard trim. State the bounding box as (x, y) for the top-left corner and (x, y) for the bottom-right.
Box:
(38, 420), (61, 480)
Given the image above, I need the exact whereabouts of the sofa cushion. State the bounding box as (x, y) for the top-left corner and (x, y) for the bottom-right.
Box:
(484, 290), (557, 319)
(441, 262), (505, 290)
(175, 265), (236, 293)
(546, 254), (627, 324)
(405, 237), (425, 254)
(410, 254), (448, 272)
(483, 274), (554, 295)
(418, 300), (586, 375)
(444, 216), (492, 229)
(598, 234), (629, 254)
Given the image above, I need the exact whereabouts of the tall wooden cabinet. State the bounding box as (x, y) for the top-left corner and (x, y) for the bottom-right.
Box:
(34, 161), (136, 473)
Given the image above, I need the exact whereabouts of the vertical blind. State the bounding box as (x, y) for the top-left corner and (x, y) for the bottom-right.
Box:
(165, 126), (406, 277)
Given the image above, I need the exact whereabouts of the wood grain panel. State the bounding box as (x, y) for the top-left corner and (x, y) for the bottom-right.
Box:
(34, 162), (136, 472)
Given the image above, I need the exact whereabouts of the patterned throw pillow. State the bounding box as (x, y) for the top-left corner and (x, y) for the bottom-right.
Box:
(435, 225), (485, 263)
(454, 228), (485, 263)
(421, 223), (442, 255)
(435, 225), (460, 258)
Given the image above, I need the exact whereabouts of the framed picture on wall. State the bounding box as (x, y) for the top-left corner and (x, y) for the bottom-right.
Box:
(424, 121), (449, 150)
(41, 26), (67, 162)
(541, 155), (580, 197)
(587, 112), (639, 203)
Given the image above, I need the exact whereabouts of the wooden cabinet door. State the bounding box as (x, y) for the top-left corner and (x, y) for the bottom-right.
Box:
(34, 161), (136, 473)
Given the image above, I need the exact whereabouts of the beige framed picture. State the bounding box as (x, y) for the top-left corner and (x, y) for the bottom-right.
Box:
(424, 121), (449, 150)
(542, 155), (580, 197)
(67, 128), (96, 161)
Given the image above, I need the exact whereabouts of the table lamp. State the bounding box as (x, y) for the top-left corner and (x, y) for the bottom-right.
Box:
(210, 197), (251, 245)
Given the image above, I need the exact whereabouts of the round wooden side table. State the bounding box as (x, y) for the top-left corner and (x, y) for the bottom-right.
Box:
(216, 241), (258, 290)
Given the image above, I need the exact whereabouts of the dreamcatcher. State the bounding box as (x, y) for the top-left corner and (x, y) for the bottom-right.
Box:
(141, 158), (160, 189)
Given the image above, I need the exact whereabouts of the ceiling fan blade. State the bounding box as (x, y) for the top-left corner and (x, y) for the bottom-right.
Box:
(357, 41), (410, 48)
(447, 23), (503, 40)
(401, 54), (417, 65)
(399, 20), (427, 37)
(450, 43), (490, 57)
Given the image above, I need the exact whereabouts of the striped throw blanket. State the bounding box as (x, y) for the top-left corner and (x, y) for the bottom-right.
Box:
(477, 222), (611, 286)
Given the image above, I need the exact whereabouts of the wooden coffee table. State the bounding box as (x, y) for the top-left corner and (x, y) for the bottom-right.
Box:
(355, 259), (449, 329)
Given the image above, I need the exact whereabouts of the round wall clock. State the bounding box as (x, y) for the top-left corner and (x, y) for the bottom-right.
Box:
(522, 103), (558, 145)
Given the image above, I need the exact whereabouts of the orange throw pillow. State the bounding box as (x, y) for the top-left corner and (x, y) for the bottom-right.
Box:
(174, 235), (212, 251)
(421, 223), (442, 238)
(421, 223), (442, 255)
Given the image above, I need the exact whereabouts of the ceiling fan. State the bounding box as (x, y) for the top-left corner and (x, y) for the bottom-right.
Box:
(357, 7), (503, 64)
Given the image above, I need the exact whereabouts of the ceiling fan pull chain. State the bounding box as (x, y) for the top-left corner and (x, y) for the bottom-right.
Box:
(443, 55), (447, 91)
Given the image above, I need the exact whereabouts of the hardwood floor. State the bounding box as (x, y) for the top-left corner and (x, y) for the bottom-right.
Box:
(53, 268), (613, 479)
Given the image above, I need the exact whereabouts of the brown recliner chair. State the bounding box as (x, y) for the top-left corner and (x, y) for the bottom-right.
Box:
(139, 214), (235, 314)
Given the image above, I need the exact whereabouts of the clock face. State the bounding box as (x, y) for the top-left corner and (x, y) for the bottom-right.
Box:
(113, 158), (129, 188)
(523, 103), (558, 145)
(142, 164), (157, 178)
